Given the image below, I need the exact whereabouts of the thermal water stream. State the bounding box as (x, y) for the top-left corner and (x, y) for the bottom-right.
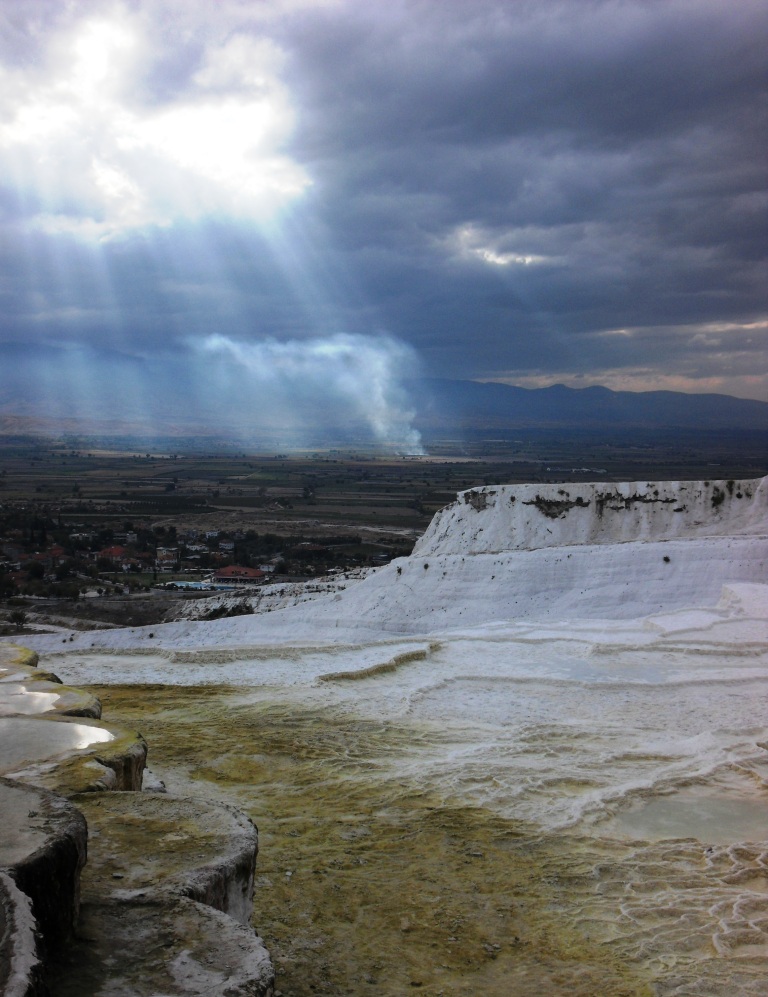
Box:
(65, 621), (768, 996)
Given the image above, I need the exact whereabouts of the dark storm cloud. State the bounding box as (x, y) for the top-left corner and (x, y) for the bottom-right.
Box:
(271, 0), (767, 388)
(283, 0), (761, 149)
(0, 0), (765, 416)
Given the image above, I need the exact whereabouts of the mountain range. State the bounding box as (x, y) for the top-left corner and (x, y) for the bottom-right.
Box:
(411, 380), (768, 436)
(0, 379), (765, 443)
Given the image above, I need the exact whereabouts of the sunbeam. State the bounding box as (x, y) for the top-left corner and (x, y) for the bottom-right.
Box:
(0, 9), (310, 237)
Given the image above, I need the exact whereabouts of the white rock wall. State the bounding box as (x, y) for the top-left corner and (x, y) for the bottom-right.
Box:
(324, 534), (767, 630)
(413, 477), (768, 556)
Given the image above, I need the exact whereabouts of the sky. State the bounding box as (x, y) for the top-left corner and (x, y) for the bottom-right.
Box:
(0, 0), (765, 446)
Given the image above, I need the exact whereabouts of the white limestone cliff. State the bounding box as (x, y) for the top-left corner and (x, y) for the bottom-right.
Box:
(413, 477), (767, 556)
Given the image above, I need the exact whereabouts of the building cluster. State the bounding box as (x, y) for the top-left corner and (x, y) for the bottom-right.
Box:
(0, 502), (381, 599)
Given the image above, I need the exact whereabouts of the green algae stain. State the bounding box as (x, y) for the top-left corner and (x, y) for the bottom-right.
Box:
(0, 643), (39, 668)
(93, 685), (654, 997)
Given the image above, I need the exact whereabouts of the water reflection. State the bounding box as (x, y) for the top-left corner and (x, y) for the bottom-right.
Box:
(0, 683), (60, 715)
(0, 717), (114, 770)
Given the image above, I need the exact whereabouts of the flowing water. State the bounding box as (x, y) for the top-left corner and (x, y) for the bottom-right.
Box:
(90, 649), (768, 997)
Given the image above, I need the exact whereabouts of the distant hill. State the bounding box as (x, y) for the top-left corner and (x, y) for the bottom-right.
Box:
(411, 380), (768, 436)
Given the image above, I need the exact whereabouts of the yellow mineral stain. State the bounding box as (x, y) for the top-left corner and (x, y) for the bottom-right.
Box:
(93, 684), (654, 997)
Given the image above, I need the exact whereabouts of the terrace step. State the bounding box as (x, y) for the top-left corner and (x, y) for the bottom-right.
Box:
(0, 715), (146, 796)
(48, 792), (274, 997)
(0, 777), (88, 996)
(0, 659), (100, 720)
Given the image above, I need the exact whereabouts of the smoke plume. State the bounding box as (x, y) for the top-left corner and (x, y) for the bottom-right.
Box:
(200, 333), (425, 453)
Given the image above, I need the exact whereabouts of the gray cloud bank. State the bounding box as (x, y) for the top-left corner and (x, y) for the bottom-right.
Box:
(0, 0), (765, 441)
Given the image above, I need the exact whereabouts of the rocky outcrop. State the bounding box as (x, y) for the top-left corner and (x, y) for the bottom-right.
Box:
(287, 475), (768, 632)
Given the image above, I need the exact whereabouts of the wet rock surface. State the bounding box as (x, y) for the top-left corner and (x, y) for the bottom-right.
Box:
(0, 647), (140, 796)
(0, 649), (275, 997)
(50, 898), (274, 997)
(0, 869), (44, 997)
(0, 653), (101, 719)
(0, 778), (87, 995)
(70, 792), (259, 923)
(48, 793), (273, 997)
(0, 714), (147, 796)
(0, 647), (39, 671)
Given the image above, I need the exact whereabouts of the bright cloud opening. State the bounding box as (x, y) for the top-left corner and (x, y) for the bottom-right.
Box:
(451, 224), (549, 267)
(71, 18), (136, 97)
(0, 10), (310, 237)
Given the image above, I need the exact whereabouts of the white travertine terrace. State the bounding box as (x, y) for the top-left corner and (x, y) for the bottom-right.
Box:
(2, 476), (767, 996)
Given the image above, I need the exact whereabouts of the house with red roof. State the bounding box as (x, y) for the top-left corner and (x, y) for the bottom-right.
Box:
(98, 545), (128, 561)
(209, 566), (265, 586)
